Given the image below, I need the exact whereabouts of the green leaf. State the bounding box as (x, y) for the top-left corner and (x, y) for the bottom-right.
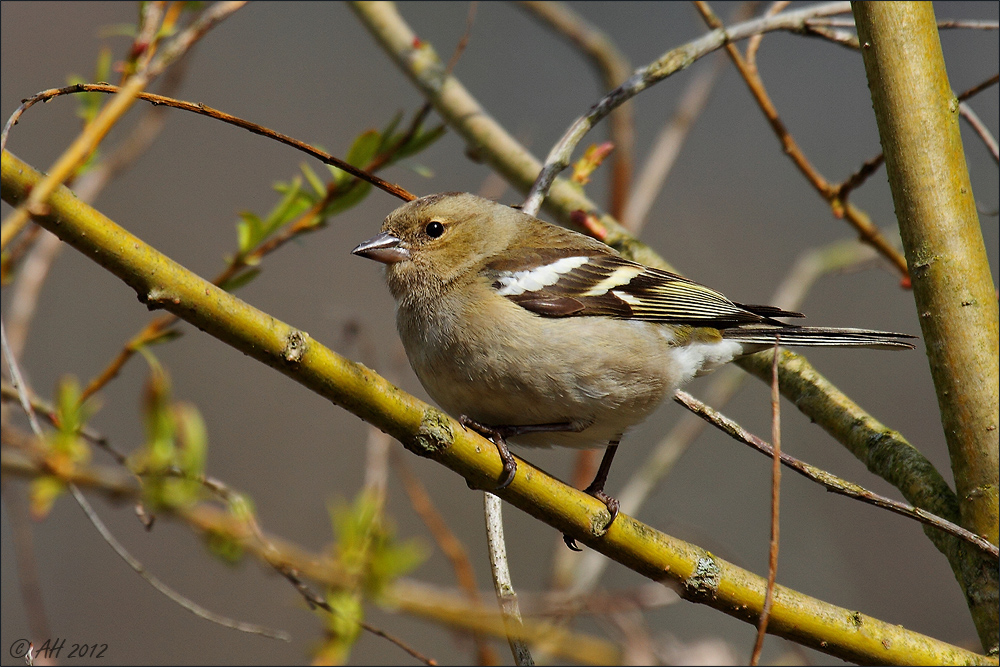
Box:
(30, 476), (66, 520)
(346, 129), (381, 168)
(131, 349), (210, 511)
(262, 176), (307, 238)
(300, 162), (327, 197)
(139, 349), (175, 467)
(329, 491), (426, 597)
(236, 211), (264, 252)
(204, 530), (245, 564)
(378, 111), (405, 152)
(227, 493), (256, 522)
(316, 589), (364, 664)
(323, 181), (371, 217)
(396, 124), (446, 159)
(52, 375), (96, 463)
(174, 402), (207, 477)
(408, 163), (434, 179)
(236, 219), (253, 254)
(160, 402), (207, 507)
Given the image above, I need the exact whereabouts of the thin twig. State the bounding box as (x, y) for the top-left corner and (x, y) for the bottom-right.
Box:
(835, 72), (998, 201)
(693, 1), (909, 279)
(444, 2), (478, 75)
(804, 17), (999, 30)
(0, 319), (53, 647)
(519, 1), (855, 216)
(672, 390), (999, 560)
(279, 568), (438, 666)
(73, 98), (428, 401)
(957, 73), (999, 102)
(747, 2), (792, 66)
(1, 321), (44, 437)
(750, 339), (783, 665)
(959, 102), (999, 164)
(0, 381), (122, 462)
(2, 84), (413, 204)
(801, 23), (861, 49)
(834, 153), (885, 204)
(3, 321), (290, 641)
(485, 493), (535, 666)
(4, 316), (290, 641)
(2, 233), (63, 360)
(1, 439), (622, 666)
(70, 484), (291, 640)
(516, 0), (634, 218)
(622, 52), (725, 232)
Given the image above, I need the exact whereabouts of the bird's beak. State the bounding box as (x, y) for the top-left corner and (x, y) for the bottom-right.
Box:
(351, 232), (410, 264)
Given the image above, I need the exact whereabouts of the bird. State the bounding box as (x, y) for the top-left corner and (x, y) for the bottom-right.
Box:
(352, 191), (914, 547)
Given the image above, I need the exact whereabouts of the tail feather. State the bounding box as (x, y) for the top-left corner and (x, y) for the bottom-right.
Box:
(722, 325), (916, 350)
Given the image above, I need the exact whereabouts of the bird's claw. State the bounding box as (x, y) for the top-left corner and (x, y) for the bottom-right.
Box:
(562, 488), (620, 551)
(460, 415), (518, 490)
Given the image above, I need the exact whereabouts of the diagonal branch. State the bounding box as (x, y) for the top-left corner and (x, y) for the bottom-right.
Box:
(3, 148), (994, 666)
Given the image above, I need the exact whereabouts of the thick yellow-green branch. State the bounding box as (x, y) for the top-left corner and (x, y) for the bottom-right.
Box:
(2, 150), (994, 665)
(854, 2), (999, 652)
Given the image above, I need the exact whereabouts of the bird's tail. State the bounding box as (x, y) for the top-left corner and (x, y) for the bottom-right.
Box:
(722, 325), (916, 349)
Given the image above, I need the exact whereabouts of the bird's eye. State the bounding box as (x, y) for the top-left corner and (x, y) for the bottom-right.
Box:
(425, 221), (445, 238)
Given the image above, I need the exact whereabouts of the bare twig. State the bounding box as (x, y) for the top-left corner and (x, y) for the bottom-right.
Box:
(836, 72), (998, 202)
(0, 442), (620, 666)
(2, 233), (63, 360)
(3, 320), (290, 641)
(622, 52), (725, 232)
(520, 1), (856, 216)
(71, 484), (291, 640)
(801, 23), (861, 50)
(71, 95), (427, 401)
(672, 390), (999, 560)
(960, 102), (999, 164)
(279, 568), (438, 666)
(516, 0), (634, 218)
(485, 492), (534, 665)
(957, 73), (999, 102)
(833, 153), (886, 204)
(2, 84), (414, 204)
(804, 17), (999, 30)
(444, 2), (478, 75)
(750, 340), (783, 665)
(693, 1), (909, 279)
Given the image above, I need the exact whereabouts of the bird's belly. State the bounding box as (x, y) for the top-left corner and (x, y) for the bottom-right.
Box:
(399, 305), (681, 449)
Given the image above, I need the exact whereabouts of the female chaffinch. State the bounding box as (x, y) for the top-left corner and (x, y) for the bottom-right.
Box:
(353, 192), (913, 540)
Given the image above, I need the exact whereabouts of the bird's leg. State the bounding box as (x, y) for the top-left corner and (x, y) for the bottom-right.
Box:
(459, 417), (580, 489)
(564, 441), (621, 552)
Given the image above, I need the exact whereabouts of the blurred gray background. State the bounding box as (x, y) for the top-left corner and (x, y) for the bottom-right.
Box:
(2, 2), (997, 664)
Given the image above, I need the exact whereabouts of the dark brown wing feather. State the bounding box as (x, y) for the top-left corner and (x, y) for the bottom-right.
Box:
(489, 252), (797, 327)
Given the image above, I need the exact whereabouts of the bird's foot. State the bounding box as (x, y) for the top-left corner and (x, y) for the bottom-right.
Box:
(459, 415), (518, 489)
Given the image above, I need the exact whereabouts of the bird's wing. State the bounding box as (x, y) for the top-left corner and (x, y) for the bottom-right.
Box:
(486, 251), (802, 327)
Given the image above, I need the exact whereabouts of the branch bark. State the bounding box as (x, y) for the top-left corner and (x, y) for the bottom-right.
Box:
(853, 1), (999, 653)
